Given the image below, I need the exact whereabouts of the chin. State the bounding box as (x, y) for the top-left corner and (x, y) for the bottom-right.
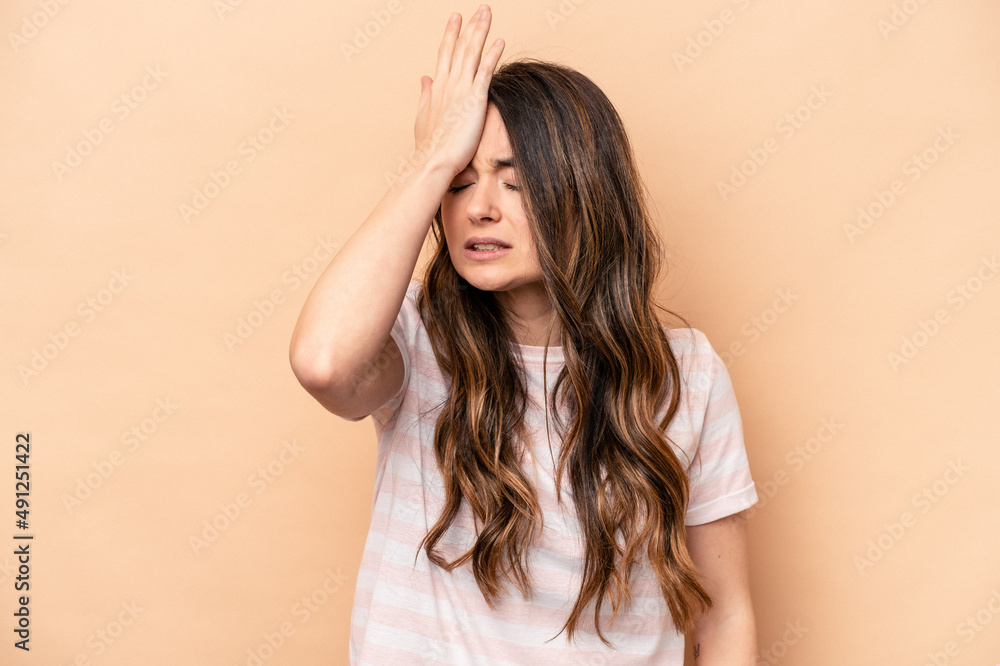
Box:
(455, 272), (512, 294)
(461, 277), (504, 293)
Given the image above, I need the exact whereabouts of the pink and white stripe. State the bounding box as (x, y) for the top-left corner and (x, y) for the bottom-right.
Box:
(339, 280), (758, 665)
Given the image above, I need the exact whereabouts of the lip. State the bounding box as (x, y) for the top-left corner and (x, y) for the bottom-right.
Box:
(464, 236), (511, 250)
(465, 246), (511, 261)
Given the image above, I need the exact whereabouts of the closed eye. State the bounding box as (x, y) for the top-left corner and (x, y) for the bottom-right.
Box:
(446, 182), (520, 194)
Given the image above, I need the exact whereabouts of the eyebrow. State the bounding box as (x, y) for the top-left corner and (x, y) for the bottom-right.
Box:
(460, 156), (517, 172)
(490, 156), (516, 170)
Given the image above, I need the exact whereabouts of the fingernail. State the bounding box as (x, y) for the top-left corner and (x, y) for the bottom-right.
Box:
(478, 4), (487, 17)
(449, 12), (459, 22)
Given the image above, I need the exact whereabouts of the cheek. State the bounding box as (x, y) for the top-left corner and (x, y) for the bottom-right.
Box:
(515, 220), (538, 258)
(440, 206), (459, 242)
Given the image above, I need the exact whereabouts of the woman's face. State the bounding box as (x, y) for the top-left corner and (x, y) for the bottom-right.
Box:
(441, 105), (543, 297)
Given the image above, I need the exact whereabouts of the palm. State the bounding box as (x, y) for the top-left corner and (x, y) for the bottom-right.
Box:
(413, 7), (505, 176)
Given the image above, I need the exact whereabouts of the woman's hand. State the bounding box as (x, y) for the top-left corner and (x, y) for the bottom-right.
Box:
(413, 5), (505, 177)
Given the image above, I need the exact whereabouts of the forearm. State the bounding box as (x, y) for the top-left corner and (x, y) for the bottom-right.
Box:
(690, 607), (757, 665)
(288, 152), (453, 390)
(291, 3), (503, 392)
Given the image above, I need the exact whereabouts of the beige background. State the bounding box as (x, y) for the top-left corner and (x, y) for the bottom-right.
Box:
(2, 0), (998, 664)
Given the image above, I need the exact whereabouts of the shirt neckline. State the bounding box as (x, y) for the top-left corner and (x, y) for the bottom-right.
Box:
(516, 342), (564, 362)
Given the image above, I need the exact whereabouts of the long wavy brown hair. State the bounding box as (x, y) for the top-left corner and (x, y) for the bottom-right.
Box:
(414, 58), (711, 647)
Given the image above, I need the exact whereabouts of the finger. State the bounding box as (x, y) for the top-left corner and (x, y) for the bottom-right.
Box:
(462, 6), (493, 81)
(417, 75), (432, 111)
(434, 12), (461, 84)
(459, 7), (494, 82)
(462, 8), (499, 83)
(449, 6), (486, 80)
(472, 38), (504, 96)
(415, 76), (431, 142)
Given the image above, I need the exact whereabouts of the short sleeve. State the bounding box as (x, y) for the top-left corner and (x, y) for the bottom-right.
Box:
(684, 343), (759, 525)
(336, 281), (417, 426)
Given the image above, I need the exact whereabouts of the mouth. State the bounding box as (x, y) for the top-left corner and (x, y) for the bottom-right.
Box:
(464, 245), (512, 261)
(464, 237), (511, 250)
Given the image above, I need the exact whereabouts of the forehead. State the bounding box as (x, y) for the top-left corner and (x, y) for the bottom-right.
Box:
(466, 106), (513, 170)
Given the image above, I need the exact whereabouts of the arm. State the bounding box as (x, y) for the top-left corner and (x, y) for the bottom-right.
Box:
(288, 7), (505, 414)
(686, 510), (757, 664)
(287, 156), (447, 415)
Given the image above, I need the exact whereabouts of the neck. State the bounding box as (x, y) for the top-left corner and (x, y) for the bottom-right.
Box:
(496, 281), (561, 347)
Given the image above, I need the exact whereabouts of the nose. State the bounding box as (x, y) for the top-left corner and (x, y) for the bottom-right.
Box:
(465, 179), (500, 223)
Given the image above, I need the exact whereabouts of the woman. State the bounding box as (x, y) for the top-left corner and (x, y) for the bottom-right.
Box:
(289, 5), (759, 663)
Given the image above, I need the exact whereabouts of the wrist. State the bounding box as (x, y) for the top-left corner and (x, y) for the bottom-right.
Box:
(390, 147), (457, 193)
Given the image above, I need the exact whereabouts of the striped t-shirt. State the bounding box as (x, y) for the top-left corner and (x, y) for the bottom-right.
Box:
(338, 279), (758, 665)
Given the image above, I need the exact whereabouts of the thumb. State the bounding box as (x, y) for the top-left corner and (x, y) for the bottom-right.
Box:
(417, 75), (432, 109)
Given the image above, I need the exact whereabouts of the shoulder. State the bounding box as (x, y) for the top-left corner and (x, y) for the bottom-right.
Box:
(395, 279), (426, 331)
(661, 327), (734, 407)
(403, 278), (423, 305)
(663, 326), (712, 352)
(391, 279), (436, 376)
(664, 326), (721, 373)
